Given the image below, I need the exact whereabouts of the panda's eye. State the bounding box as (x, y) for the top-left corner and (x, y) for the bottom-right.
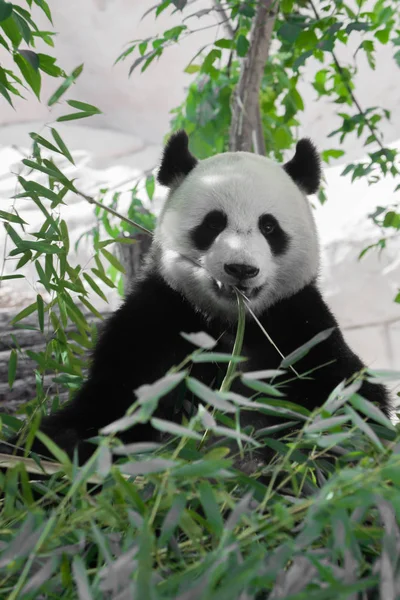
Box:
(204, 210), (227, 232)
(259, 214), (277, 236)
(259, 214), (290, 255)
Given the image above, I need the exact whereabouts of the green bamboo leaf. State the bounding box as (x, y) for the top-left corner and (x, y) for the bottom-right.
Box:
(56, 111), (97, 122)
(346, 405), (384, 451)
(50, 127), (75, 164)
(91, 268), (115, 288)
(36, 294), (44, 332)
(145, 174), (155, 200)
(180, 331), (217, 349)
(349, 393), (395, 430)
(20, 557), (59, 595)
(16, 251), (32, 269)
(305, 414), (350, 433)
(113, 442), (161, 455)
(172, 459), (232, 479)
(16, 177), (62, 204)
(63, 293), (90, 332)
(219, 391), (275, 410)
(114, 43), (136, 65)
(191, 352), (246, 364)
(199, 481), (224, 536)
(280, 327), (335, 368)
(11, 301), (37, 325)
(22, 159), (74, 189)
(367, 369), (400, 382)
(9, 239), (62, 255)
(119, 458), (177, 476)
(158, 495), (186, 548)
(314, 432), (353, 448)
(0, 274), (25, 281)
(4, 222), (23, 247)
(262, 397), (310, 415)
(241, 378), (284, 397)
(136, 372), (187, 404)
(47, 64), (83, 106)
(66, 99), (101, 114)
(82, 273), (108, 302)
(97, 238), (120, 249)
(8, 349), (17, 389)
(60, 219), (69, 254)
(35, 431), (72, 467)
(72, 556), (94, 600)
(100, 413), (142, 435)
(0, 209), (27, 225)
(29, 132), (60, 154)
(100, 248), (126, 273)
(263, 437), (310, 464)
(42, 157), (71, 179)
(52, 374), (83, 388)
(186, 377), (236, 413)
(151, 417), (202, 440)
(242, 369), (285, 379)
(212, 425), (260, 447)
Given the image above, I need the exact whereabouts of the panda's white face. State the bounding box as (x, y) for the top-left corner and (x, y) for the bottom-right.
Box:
(155, 151), (320, 321)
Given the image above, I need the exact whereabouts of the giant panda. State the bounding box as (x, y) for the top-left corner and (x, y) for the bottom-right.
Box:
(2, 130), (391, 463)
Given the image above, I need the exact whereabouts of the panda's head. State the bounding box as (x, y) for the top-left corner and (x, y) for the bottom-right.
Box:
(155, 131), (321, 321)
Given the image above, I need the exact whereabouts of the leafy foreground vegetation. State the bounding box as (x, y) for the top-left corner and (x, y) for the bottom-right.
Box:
(1, 337), (400, 599)
(1, 0), (400, 597)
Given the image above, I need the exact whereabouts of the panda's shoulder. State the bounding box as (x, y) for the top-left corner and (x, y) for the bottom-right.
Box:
(106, 261), (204, 338)
(262, 281), (338, 342)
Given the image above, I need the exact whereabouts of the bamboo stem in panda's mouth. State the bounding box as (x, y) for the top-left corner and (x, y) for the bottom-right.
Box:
(219, 291), (246, 393)
(235, 288), (300, 378)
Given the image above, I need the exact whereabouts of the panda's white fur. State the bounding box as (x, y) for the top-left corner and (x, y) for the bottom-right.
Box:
(155, 151), (320, 320)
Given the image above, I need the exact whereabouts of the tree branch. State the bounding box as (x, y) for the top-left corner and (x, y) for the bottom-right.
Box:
(212, 0), (235, 38)
(309, 0), (385, 151)
(229, 0), (277, 155)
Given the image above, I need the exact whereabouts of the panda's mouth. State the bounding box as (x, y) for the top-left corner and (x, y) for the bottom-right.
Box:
(211, 279), (261, 300)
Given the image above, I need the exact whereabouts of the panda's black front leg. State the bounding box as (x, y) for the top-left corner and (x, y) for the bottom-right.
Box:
(3, 272), (203, 462)
(251, 283), (391, 416)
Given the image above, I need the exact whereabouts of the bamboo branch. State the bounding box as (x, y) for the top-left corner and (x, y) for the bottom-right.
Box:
(229, 0), (277, 154)
(78, 190), (153, 237)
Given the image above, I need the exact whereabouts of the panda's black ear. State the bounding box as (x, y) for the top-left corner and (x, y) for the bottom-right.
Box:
(157, 130), (198, 187)
(283, 138), (321, 195)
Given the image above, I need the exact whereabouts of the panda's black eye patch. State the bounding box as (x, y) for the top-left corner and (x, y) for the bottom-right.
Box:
(190, 210), (227, 250)
(259, 213), (290, 256)
(204, 210), (227, 231)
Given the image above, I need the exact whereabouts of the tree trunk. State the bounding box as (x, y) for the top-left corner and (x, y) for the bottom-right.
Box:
(229, 0), (277, 154)
(118, 233), (152, 291)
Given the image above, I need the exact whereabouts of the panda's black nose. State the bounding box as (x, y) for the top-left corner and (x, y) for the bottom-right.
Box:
(224, 263), (260, 280)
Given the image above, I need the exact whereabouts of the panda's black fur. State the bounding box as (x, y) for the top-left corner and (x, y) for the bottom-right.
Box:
(2, 131), (391, 464)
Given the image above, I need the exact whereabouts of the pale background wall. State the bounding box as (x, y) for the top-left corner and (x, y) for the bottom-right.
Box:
(0, 1), (399, 395)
